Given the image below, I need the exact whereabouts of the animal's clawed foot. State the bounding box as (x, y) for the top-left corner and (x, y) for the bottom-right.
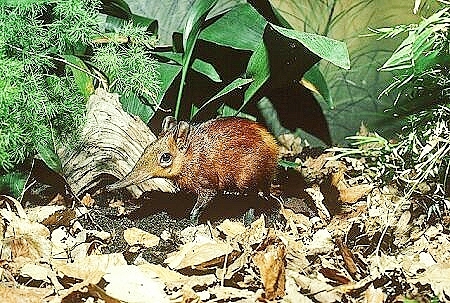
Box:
(189, 207), (200, 225)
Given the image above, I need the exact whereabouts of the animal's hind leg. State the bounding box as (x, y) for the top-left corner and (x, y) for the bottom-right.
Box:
(190, 188), (217, 224)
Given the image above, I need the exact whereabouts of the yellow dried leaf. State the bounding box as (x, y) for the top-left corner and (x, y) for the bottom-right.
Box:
(339, 184), (373, 204)
(252, 231), (286, 300)
(123, 227), (160, 248)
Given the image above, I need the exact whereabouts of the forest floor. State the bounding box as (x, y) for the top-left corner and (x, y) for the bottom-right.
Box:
(1, 148), (450, 303)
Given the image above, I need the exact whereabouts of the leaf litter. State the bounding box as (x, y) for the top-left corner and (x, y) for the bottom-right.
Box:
(2, 151), (449, 302)
(1, 90), (449, 302)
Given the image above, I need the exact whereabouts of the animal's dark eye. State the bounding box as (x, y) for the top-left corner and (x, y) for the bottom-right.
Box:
(159, 152), (173, 167)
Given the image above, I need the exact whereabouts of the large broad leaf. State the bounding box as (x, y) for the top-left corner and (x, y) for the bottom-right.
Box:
(155, 52), (221, 82)
(270, 0), (437, 144)
(199, 3), (266, 51)
(302, 64), (333, 108)
(120, 93), (154, 123)
(156, 62), (182, 111)
(125, 0), (245, 45)
(270, 24), (350, 70)
(36, 143), (62, 174)
(191, 77), (253, 118)
(175, 0), (219, 118)
(241, 42), (269, 110)
(0, 172), (27, 198)
(61, 54), (94, 99)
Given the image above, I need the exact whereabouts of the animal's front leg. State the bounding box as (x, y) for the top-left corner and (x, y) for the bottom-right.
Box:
(190, 188), (217, 224)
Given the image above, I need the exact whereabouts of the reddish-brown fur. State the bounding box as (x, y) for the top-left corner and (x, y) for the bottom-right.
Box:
(174, 118), (279, 194)
(107, 117), (279, 222)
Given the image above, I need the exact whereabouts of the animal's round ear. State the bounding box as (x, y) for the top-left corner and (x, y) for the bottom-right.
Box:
(175, 121), (190, 152)
(161, 116), (177, 134)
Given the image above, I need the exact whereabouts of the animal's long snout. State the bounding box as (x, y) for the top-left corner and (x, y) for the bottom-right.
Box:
(106, 169), (152, 191)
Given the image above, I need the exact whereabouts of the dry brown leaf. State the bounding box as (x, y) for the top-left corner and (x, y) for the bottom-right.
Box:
(218, 251), (251, 280)
(305, 185), (330, 219)
(171, 286), (202, 303)
(103, 265), (169, 303)
(335, 238), (358, 278)
(80, 193), (95, 207)
(138, 262), (216, 289)
(239, 215), (267, 247)
(278, 133), (303, 156)
(327, 204), (367, 234)
(364, 284), (385, 303)
(280, 207), (312, 231)
(410, 262), (450, 301)
(123, 227), (160, 248)
(252, 230), (286, 300)
(1, 209), (52, 263)
(208, 286), (257, 302)
(58, 282), (121, 303)
(304, 153), (333, 174)
(25, 205), (65, 223)
(56, 253), (127, 284)
(284, 272), (314, 303)
(319, 267), (351, 285)
(306, 229), (333, 255)
(216, 219), (247, 239)
(165, 241), (235, 270)
(41, 209), (76, 227)
(20, 263), (52, 282)
(290, 272), (341, 303)
(338, 184), (373, 204)
(49, 193), (65, 206)
(0, 284), (53, 303)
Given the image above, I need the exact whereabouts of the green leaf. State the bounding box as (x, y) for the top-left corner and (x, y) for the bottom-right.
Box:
(155, 51), (221, 82)
(156, 62), (182, 105)
(191, 77), (253, 119)
(61, 54), (94, 99)
(270, 24), (350, 69)
(101, 0), (132, 20)
(303, 64), (333, 108)
(278, 159), (300, 169)
(175, 0), (219, 118)
(239, 42), (270, 112)
(192, 59), (221, 82)
(380, 8), (450, 72)
(182, 0), (218, 53)
(131, 14), (158, 33)
(199, 3), (266, 51)
(0, 172), (27, 198)
(217, 104), (255, 120)
(120, 93), (154, 123)
(36, 143), (62, 174)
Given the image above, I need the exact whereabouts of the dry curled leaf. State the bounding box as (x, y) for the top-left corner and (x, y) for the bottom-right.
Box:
(123, 227), (160, 248)
(338, 183), (373, 204)
(252, 230), (286, 300)
(80, 193), (95, 207)
(335, 238), (358, 279)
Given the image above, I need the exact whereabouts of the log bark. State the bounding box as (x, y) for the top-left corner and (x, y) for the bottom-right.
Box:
(59, 88), (177, 198)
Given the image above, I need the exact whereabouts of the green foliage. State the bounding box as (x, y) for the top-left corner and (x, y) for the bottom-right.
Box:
(0, 0), (161, 196)
(0, 171), (27, 198)
(331, 1), (450, 222)
(139, 0), (349, 124)
(376, 5), (450, 106)
(0, 0), (101, 172)
(90, 22), (161, 122)
(174, 0), (219, 118)
(92, 40), (160, 104)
